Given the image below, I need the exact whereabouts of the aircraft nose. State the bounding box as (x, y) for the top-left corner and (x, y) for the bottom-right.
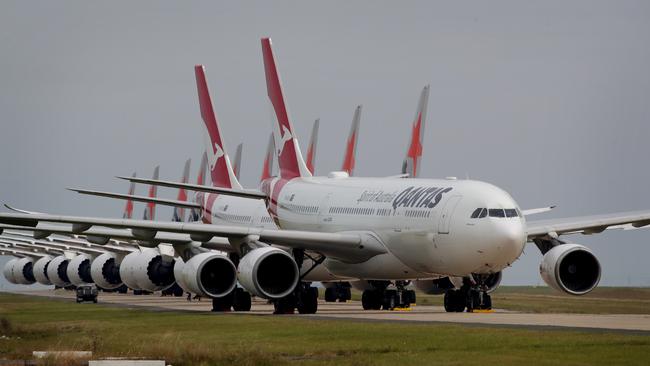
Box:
(493, 220), (526, 261)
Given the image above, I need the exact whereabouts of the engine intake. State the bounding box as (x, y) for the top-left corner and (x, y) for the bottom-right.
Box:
(67, 254), (94, 286)
(46, 255), (71, 287)
(174, 252), (237, 298)
(238, 247), (299, 299)
(540, 244), (601, 295)
(91, 252), (123, 290)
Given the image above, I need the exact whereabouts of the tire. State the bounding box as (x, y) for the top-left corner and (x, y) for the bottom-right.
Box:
(361, 290), (374, 310)
(93, 299), (97, 303)
(232, 289), (252, 312)
(324, 288), (337, 302)
(212, 292), (234, 312)
(383, 290), (397, 310)
(274, 295), (296, 314)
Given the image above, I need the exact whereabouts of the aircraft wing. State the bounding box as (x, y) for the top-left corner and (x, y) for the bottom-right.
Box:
(68, 188), (203, 209)
(526, 210), (650, 240)
(115, 176), (267, 200)
(0, 212), (385, 262)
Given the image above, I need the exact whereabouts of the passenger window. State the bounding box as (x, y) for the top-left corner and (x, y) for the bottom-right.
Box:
(489, 209), (505, 218)
(505, 209), (518, 218)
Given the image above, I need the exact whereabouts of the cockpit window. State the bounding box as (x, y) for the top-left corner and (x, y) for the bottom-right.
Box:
(471, 208), (487, 218)
(471, 208), (482, 218)
(488, 209), (506, 218)
(505, 209), (519, 218)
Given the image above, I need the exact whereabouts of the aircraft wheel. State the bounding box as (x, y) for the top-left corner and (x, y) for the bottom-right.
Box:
(324, 287), (337, 302)
(273, 294), (296, 314)
(232, 289), (252, 312)
(383, 290), (397, 310)
(211, 292), (233, 312)
(297, 287), (318, 314)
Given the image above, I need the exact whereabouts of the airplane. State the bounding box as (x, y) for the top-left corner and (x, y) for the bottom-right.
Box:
(2, 38), (648, 315)
(306, 119), (319, 174)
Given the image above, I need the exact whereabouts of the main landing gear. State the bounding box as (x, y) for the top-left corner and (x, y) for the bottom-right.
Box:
(211, 288), (252, 312)
(324, 282), (352, 303)
(273, 283), (319, 314)
(361, 281), (416, 311)
(443, 276), (492, 313)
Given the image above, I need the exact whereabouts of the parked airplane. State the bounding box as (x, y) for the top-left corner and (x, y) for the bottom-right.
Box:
(2, 38), (647, 315)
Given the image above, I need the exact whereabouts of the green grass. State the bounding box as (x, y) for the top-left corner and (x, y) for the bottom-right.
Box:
(1, 293), (649, 366)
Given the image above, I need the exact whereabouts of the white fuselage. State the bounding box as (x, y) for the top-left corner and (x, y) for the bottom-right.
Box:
(200, 175), (527, 281)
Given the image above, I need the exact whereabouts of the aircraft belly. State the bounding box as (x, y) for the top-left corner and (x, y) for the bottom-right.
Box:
(323, 253), (428, 280)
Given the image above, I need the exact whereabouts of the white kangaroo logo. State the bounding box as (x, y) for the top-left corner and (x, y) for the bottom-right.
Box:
(277, 125), (293, 156)
(207, 142), (224, 171)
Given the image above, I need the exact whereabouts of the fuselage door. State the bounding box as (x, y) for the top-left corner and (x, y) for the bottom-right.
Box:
(438, 195), (462, 234)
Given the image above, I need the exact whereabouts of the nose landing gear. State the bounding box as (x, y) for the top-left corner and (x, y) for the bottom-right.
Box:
(443, 276), (493, 313)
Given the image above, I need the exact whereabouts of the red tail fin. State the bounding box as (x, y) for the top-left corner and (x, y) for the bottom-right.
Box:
(402, 85), (430, 178)
(341, 105), (362, 176)
(260, 133), (275, 182)
(194, 65), (242, 189)
(197, 152), (208, 186)
(261, 38), (311, 179)
(143, 166), (159, 220)
(306, 119), (319, 174)
(122, 172), (136, 219)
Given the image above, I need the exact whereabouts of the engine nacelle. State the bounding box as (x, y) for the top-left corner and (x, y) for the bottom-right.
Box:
(237, 247), (299, 299)
(540, 244), (601, 295)
(174, 252), (237, 298)
(415, 277), (457, 295)
(67, 254), (94, 286)
(121, 249), (175, 292)
(11, 257), (36, 285)
(91, 252), (124, 290)
(33, 256), (53, 285)
(3, 258), (19, 284)
(46, 255), (71, 287)
(119, 251), (142, 290)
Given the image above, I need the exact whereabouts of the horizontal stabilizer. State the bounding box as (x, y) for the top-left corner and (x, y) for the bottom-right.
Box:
(68, 188), (202, 210)
(115, 176), (267, 200)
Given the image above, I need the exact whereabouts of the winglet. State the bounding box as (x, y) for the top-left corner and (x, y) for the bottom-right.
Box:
(143, 166), (159, 221)
(260, 133), (275, 182)
(172, 158), (192, 222)
(306, 119), (320, 174)
(195, 64), (242, 189)
(123, 172), (137, 219)
(341, 105), (362, 176)
(402, 85), (430, 178)
(261, 38), (312, 179)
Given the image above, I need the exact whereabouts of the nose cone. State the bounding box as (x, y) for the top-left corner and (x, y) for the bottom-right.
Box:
(492, 220), (526, 266)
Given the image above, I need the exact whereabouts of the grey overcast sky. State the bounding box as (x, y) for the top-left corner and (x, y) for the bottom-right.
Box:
(2, 0), (650, 290)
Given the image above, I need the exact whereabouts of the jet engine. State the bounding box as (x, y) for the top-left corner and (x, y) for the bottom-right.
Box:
(11, 257), (36, 285)
(2, 258), (19, 284)
(67, 254), (94, 286)
(90, 252), (124, 290)
(174, 252), (237, 298)
(33, 255), (53, 285)
(118, 251), (142, 290)
(237, 246), (299, 299)
(540, 244), (601, 295)
(121, 249), (176, 292)
(46, 255), (71, 287)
